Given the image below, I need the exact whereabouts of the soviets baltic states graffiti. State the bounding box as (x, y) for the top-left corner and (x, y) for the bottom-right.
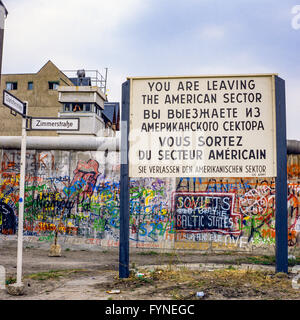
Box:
(0, 149), (299, 251)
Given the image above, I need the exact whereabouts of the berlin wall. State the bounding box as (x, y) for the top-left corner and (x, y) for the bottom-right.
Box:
(0, 148), (299, 254)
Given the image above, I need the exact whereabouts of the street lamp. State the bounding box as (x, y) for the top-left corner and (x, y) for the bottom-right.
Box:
(0, 1), (8, 85)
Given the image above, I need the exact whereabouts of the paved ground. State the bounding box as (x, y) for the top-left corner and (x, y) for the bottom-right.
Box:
(0, 243), (299, 300)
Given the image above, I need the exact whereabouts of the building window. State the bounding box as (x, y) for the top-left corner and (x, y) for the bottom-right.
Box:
(6, 82), (18, 90)
(64, 103), (71, 112)
(48, 81), (59, 90)
(95, 105), (101, 116)
(72, 103), (83, 112)
(84, 103), (91, 112)
(62, 103), (95, 113)
(28, 82), (33, 90)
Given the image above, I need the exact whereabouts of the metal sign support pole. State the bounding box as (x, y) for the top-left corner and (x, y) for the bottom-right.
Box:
(119, 80), (130, 278)
(275, 76), (288, 273)
(16, 102), (28, 286)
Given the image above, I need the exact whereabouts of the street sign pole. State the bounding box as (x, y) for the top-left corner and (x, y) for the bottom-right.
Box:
(2, 90), (27, 289)
(16, 102), (28, 286)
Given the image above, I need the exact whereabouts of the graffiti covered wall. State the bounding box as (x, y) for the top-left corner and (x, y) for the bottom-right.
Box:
(0, 148), (299, 254)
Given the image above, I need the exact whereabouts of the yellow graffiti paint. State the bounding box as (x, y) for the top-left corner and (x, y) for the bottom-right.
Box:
(174, 242), (210, 250)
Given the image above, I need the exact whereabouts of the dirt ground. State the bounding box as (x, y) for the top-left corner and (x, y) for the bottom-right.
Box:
(0, 243), (299, 300)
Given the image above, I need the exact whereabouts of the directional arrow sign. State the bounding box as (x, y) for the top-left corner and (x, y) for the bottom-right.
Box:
(3, 90), (26, 117)
(29, 117), (80, 131)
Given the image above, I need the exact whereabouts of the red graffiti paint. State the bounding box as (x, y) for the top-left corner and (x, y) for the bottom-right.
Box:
(70, 160), (100, 200)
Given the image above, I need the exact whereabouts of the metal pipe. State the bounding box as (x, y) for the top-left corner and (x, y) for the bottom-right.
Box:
(0, 135), (120, 151)
(287, 140), (300, 154)
(1, 136), (299, 154)
(104, 67), (108, 95)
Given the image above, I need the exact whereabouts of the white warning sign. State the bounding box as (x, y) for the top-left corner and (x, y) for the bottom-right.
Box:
(128, 75), (277, 178)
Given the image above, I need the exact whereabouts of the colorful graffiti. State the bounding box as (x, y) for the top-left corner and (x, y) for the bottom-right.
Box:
(173, 192), (241, 236)
(175, 175), (299, 248)
(129, 178), (174, 243)
(0, 149), (299, 253)
(0, 201), (16, 235)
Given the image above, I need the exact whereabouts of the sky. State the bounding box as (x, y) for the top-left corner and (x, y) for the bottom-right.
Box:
(2, 0), (300, 140)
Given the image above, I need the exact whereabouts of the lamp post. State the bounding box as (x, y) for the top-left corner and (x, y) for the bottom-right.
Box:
(0, 1), (8, 85)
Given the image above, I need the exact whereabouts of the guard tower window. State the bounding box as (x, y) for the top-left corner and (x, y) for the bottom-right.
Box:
(6, 82), (18, 90)
(62, 103), (97, 113)
(84, 103), (91, 112)
(64, 103), (71, 112)
(72, 103), (83, 112)
(95, 105), (102, 116)
(48, 81), (59, 90)
(28, 82), (33, 90)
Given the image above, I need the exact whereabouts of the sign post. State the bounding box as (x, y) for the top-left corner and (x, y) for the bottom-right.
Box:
(3, 90), (27, 288)
(120, 74), (288, 277)
(119, 81), (130, 278)
(16, 102), (27, 286)
(274, 77), (288, 273)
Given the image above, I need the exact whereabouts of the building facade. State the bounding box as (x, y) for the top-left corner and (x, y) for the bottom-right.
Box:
(0, 60), (74, 136)
(0, 60), (119, 137)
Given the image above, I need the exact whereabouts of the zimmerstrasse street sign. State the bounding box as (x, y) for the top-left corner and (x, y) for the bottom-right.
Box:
(29, 117), (80, 131)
